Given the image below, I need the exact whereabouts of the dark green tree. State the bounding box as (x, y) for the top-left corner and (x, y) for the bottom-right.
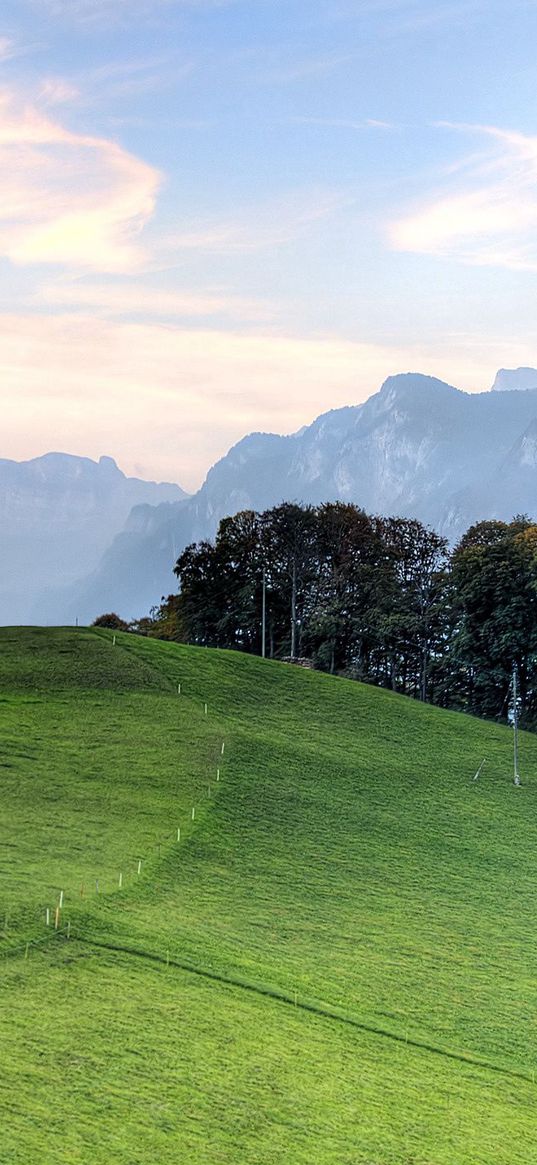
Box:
(260, 503), (318, 658)
(92, 612), (129, 631)
(308, 503), (386, 675)
(373, 517), (449, 699)
(450, 517), (537, 721)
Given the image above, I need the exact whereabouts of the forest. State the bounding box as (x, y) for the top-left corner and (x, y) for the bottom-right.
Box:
(120, 504), (537, 727)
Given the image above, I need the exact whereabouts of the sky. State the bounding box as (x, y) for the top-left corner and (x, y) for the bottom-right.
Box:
(2, 0), (537, 488)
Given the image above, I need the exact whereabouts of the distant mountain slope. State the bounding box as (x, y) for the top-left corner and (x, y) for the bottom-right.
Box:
(53, 371), (537, 624)
(0, 453), (187, 623)
(492, 366), (537, 392)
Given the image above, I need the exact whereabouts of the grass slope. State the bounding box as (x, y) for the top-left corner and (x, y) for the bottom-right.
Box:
(1, 626), (537, 1164)
(0, 628), (211, 940)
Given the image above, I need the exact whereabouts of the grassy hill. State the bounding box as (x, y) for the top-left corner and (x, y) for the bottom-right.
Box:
(1, 626), (537, 1164)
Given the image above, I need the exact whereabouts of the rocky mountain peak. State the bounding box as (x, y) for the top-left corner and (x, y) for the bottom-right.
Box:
(98, 455), (120, 473)
(491, 367), (537, 393)
(380, 372), (459, 393)
(377, 372), (462, 409)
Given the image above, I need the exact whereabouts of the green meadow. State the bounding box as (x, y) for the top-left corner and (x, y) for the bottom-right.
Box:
(1, 626), (537, 1164)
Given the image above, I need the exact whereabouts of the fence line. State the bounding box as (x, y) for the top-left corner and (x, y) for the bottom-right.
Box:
(1, 686), (227, 969)
(0, 924), (71, 965)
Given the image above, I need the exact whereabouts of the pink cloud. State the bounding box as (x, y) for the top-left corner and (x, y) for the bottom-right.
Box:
(0, 89), (161, 271)
(1, 311), (531, 488)
(38, 280), (275, 322)
(389, 123), (537, 271)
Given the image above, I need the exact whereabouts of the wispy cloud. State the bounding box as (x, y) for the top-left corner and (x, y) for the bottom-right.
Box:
(28, 0), (235, 24)
(0, 88), (160, 271)
(261, 52), (354, 85)
(291, 115), (396, 131)
(38, 78), (81, 105)
(329, 0), (492, 27)
(38, 280), (275, 323)
(164, 189), (351, 255)
(0, 38), (18, 62)
(383, 0), (486, 32)
(389, 123), (537, 271)
(80, 54), (194, 100)
(34, 55), (194, 116)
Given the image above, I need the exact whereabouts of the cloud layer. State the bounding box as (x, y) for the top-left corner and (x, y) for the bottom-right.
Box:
(2, 1), (537, 494)
(390, 124), (537, 271)
(0, 89), (160, 271)
(3, 312), (532, 487)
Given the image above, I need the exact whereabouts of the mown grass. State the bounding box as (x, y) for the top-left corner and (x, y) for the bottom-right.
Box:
(1, 626), (537, 1163)
(0, 628), (217, 940)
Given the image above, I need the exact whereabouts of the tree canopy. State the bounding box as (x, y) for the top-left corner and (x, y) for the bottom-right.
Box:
(124, 505), (537, 728)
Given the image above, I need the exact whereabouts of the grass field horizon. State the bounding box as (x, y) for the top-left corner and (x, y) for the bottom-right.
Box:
(2, 626), (537, 1163)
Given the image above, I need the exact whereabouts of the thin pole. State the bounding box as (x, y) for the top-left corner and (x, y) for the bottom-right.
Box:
(291, 559), (297, 659)
(473, 757), (486, 781)
(261, 566), (266, 659)
(513, 664), (520, 785)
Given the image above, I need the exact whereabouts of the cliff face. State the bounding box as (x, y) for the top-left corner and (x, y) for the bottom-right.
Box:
(491, 367), (537, 392)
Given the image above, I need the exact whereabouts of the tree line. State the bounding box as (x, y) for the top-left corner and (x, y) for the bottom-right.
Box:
(99, 503), (537, 727)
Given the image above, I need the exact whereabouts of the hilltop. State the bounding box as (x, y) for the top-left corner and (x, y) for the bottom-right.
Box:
(1, 628), (537, 1163)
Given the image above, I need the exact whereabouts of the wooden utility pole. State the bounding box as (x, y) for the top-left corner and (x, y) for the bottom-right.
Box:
(291, 560), (297, 659)
(261, 566), (266, 659)
(513, 664), (520, 786)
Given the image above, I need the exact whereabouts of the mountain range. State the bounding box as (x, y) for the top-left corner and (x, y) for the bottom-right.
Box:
(0, 453), (186, 625)
(3, 366), (537, 625)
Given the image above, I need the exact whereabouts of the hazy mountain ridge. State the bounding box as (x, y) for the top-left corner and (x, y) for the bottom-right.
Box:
(0, 453), (187, 624)
(39, 368), (537, 625)
(492, 366), (537, 392)
(4, 367), (537, 624)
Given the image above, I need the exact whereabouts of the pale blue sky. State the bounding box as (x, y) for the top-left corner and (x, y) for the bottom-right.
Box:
(2, 0), (537, 486)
